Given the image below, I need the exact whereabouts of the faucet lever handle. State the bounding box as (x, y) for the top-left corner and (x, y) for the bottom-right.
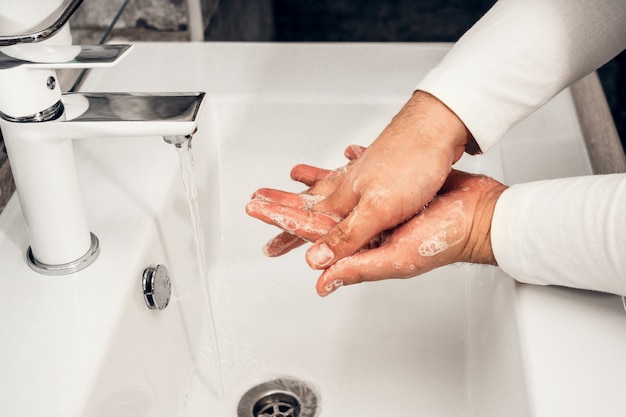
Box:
(0, 44), (132, 70)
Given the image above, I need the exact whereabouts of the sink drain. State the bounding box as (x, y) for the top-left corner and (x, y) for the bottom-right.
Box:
(237, 378), (318, 417)
(253, 391), (300, 417)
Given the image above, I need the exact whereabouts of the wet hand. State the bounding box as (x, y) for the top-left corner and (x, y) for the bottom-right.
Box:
(301, 91), (473, 270)
(247, 169), (507, 296)
(314, 170), (506, 295)
(247, 145), (366, 257)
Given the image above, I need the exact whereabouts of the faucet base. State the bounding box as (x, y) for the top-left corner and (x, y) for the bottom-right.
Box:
(26, 232), (100, 275)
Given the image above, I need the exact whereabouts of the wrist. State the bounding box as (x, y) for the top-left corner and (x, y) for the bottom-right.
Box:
(466, 184), (508, 265)
(408, 90), (473, 163)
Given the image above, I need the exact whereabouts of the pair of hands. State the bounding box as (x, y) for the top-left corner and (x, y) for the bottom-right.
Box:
(246, 91), (507, 296)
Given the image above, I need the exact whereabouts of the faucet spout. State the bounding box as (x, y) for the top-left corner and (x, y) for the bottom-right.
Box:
(2, 92), (205, 141)
(164, 127), (197, 148)
(0, 92), (206, 275)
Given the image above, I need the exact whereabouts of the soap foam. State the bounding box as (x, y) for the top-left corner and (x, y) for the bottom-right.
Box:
(267, 212), (300, 233)
(299, 193), (326, 210)
(418, 232), (449, 257)
(417, 200), (465, 257)
(392, 260), (403, 269)
(302, 222), (331, 238)
(324, 279), (344, 294)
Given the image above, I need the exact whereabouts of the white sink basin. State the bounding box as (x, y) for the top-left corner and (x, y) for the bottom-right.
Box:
(1, 43), (625, 417)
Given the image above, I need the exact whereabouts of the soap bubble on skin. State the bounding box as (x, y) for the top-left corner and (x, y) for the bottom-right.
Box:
(267, 212), (300, 233)
(324, 279), (344, 294)
(299, 193), (327, 210)
(418, 223), (464, 257)
(416, 200), (465, 257)
(302, 223), (331, 238)
(418, 232), (450, 256)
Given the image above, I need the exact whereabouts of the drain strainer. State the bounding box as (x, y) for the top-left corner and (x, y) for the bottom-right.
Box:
(252, 391), (300, 417)
(237, 378), (318, 417)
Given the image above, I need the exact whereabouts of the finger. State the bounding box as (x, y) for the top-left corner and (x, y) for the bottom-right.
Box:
(290, 146), (366, 190)
(313, 200), (468, 296)
(314, 243), (431, 297)
(305, 195), (401, 269)
(263, 232), (306, 257)
(317, 189), (471, 288)
(251, 188), (326, 210)
(290, 164), (332, 187)
(344, 144), (366, 160)
(290, 164), (348, 197)
(245, 199), (339, 242)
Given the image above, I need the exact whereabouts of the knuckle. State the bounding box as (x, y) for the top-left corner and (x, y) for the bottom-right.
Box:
(327, 221), (354, 248)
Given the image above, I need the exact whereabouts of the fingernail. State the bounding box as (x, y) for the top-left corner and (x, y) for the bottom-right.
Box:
(308, 243), (335, 268)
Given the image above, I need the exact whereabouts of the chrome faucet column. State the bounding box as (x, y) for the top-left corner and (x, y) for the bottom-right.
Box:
(0, 0), (205, 274)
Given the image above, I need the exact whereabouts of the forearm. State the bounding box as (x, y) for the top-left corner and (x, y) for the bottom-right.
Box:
(491, 174), (626, 296)
(417, 0), (626, 152)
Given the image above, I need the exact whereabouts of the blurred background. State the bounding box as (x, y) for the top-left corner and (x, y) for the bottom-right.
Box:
(1, 0), (624, 210)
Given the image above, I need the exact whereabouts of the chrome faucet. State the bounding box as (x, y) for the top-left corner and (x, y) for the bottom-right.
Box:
(0, 0), (206, 275)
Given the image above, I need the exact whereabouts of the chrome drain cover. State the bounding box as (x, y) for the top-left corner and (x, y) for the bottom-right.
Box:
(253, 391), (300, 417)
(237, 378), (318, 417)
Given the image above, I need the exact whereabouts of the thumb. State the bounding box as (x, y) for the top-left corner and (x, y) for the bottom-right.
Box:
(305, 198), (399, 269)
(314, 235), (426, 296)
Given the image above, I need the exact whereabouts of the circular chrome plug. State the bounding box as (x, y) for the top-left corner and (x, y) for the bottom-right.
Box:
(142, 264), (171, 310)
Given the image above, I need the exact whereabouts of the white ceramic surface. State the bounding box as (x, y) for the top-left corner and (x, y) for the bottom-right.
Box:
(1, 43), (625, 417)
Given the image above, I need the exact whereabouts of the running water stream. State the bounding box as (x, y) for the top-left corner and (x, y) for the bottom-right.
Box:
(175, 139), (224, 398)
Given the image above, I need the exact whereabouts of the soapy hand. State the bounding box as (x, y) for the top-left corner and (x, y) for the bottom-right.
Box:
(313, 170), (506, 295)
(296, 91), (473, 271)
(247, 153), (507, 296)
(248, 144), (367, 257)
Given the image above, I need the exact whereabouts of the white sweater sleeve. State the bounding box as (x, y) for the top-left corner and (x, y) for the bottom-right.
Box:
(416, 0), (626, 152)
(492, 174), (626, 296)
(415, 0), (626, 294)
